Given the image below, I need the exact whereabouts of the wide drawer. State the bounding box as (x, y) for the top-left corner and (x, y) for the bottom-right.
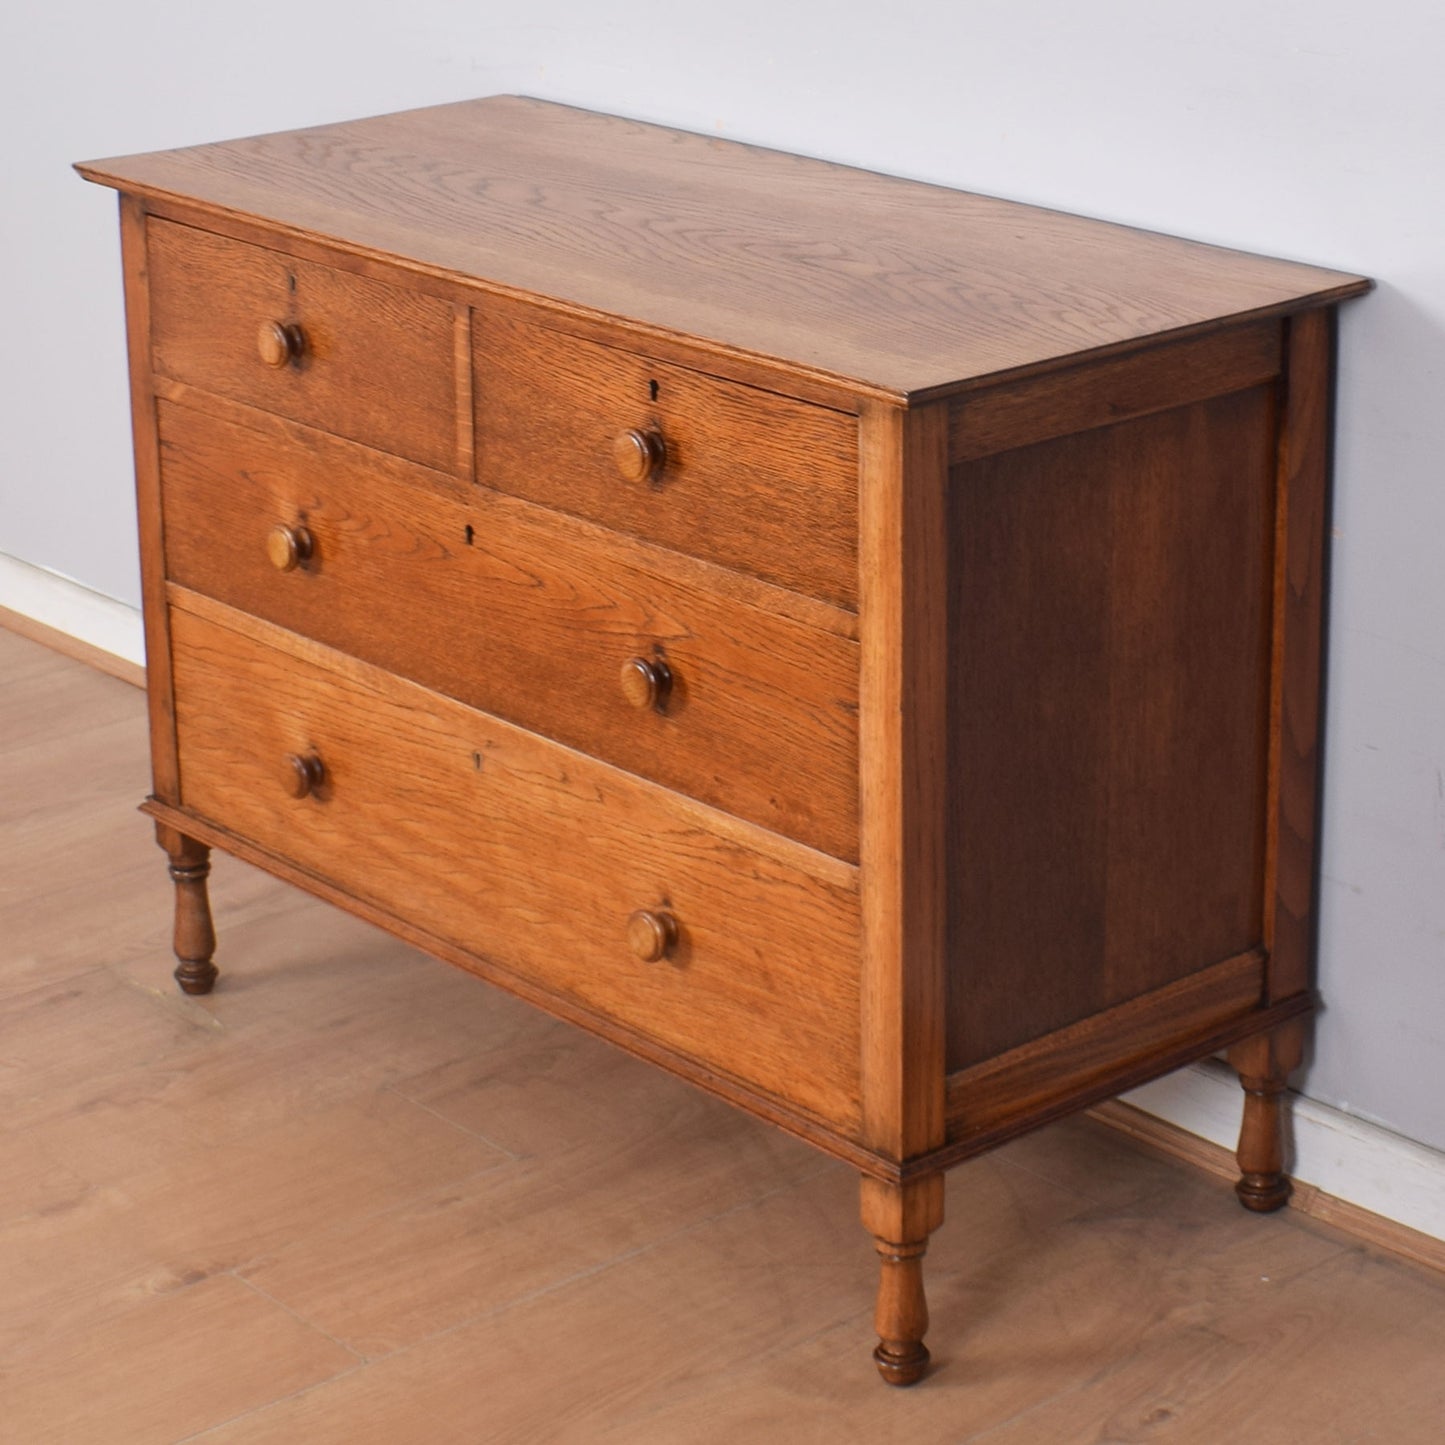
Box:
(146, 219), (458, 472)
(169, 602), (862, 1130)
(158, 398), (859, 861)
(473, 303), (859, 608)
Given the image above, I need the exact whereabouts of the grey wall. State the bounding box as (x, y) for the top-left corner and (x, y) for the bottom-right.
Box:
(3, 1), (1441, 1149)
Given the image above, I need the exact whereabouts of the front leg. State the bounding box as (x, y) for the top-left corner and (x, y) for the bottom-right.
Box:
(1227, 1017), (1306, 1212)
(157, 823), (218, 995)
(860, 1173), (944, 1386)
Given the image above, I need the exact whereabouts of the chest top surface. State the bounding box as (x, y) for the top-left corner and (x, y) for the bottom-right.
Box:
(78, 95), (1366, 402)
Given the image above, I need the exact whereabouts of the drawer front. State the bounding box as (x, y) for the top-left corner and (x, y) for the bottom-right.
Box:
(474, 305), (860, 608)
(147, 219), (458, 471)
(158, 400), (859, 861)
(169, 604), (862, 1130)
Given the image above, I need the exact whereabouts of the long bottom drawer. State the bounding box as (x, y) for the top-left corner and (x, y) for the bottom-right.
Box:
(168, 598), (862, 1131)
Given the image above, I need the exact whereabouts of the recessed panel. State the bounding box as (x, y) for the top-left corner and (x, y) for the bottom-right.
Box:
(947, 386), (1276, 1070)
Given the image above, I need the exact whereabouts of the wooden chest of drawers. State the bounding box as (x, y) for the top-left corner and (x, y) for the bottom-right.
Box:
(78, 97), (1369, 1385)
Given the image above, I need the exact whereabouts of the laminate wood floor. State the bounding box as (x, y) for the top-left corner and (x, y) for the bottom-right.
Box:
(2, 624), (1443, 1444)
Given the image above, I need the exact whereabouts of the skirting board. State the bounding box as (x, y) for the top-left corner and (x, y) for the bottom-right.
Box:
(1106, 1061), (1445, 1270)
(0, 551), (145, 686)
(3, 550), (1442, 1267)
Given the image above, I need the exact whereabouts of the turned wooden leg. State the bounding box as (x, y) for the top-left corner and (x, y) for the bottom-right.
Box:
(1227, 1017), (1306, 1212)
(860, 1173), (944, 1386)
(159, 825), (218, 995)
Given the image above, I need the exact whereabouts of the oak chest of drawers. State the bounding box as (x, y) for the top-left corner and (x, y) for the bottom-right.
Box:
(78, 97), (1369, 1384)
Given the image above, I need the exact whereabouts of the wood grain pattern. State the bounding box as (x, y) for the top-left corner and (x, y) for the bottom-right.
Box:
(118, 195), (180, 802)
(161, 829), (218, 995)
(857, 401), (949, 1163)
(1229, 1016), (1307, 1211)
(156, 398), (859, 860)
(77, 97), (1369, 401)
(948, 320), (1282, 463)
(167, 598), (862, 1131)
(473, 300), (860, 607)
(859, 1173), (944, 1386)
(73, 100), (1370, 1391)
(926, 991), (1312, 1178)
(947, 388), (1277, 1070)
(133, 191), (869, 413)
(1264, 310), (1334, 1002)
(142, 792), (892, 1180)
(946, 950), (1266, 1139)
(147, 217), (458, 471)
(19, 629), (1445, 1438)
(150, 378), (854, 637)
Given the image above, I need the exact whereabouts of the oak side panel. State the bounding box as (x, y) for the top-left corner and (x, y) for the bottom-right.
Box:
(117, 193), (178, 802)
(947, 388), (1277, 1070)
(925, 991), (1312, 1176)
(168, 599), (861, 1130)
(858, 400), (949, 1162)
(948, 321), (1282, 463)
(157, 399), (859, 860)
(1265, 308), (1337, 1002)
(946, 949), (1265, 1139)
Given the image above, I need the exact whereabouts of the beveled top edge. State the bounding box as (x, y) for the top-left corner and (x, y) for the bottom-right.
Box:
(77, 96), (1372, 400)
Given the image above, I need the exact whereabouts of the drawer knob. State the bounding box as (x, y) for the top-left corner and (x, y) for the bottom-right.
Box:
(612, 427), (666, 483)
(266, 523), (314, 572)
(257, 319), (306, 368)
(283, 751), (326, 799)
(627, 908), (678, 962)
(619, 656), (672, 711)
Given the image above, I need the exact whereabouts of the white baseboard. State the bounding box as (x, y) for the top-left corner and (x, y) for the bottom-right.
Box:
(5, 546), (1442, 1251)
(0, 551), (144, 668)
(1126, 1061), (1445, 1246)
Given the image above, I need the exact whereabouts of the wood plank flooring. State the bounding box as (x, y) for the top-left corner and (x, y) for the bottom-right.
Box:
(2, 623), (1443, 1443)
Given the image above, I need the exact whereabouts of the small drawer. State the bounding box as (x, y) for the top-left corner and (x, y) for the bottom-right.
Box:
(170, 603), (862, 1131)
(158, 400), (860, 860)
(146, 219), (458, 471)
(474, 304), (860, 608)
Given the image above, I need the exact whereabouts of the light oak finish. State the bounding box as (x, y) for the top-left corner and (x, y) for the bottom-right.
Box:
(168, 599), (861, 1129)
(156, 396), (858, 859)
(626, 908), (679, 963)
(264, 522), (312, 572)
(473, 300), (861, 607)
(119, 193), (180, 805)
(147, 218), (459, 472)
(76, 95), (1369, 400)
(255, 318), (305, 370)
(160, 827), (217, 995)
(77, 97), (1371, 1386)
(7, 627), (1445, 1442)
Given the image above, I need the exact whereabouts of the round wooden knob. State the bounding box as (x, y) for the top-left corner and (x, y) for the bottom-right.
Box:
(619, 656), (672, 711)
(283, 752), (325, 799)
(257, 319), (305, 368)
(612, 428), (666, 483)
(627, 909), (678, 962)
(266, 524), (313, 572)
